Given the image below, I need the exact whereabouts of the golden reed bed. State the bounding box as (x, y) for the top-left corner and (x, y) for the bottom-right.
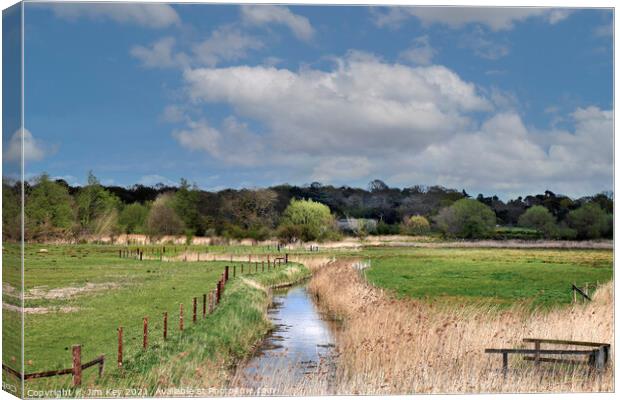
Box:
(261, 258), (613, 395)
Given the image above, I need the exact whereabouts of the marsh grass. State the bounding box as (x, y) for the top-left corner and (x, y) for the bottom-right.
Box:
(301, 260), (613, 394)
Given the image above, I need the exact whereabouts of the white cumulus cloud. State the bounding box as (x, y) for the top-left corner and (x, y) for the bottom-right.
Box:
(4, 128), (46, 164)
(241, 5), (315, 41)
(182, 51), (491, 159)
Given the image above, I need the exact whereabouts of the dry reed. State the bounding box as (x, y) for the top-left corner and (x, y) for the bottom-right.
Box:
(298, 259), (614, 395)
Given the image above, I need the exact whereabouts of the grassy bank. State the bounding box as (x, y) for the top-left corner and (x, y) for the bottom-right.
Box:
(304, 260), (613, 394)
(361, 247), (612, 308)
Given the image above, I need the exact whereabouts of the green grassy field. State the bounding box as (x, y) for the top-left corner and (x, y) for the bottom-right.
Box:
(2, 242), (613, 394)
(362, 247), (613, 308)
(0, 244), (309, 393)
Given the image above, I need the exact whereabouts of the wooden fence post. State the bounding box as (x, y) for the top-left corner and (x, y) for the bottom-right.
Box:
(241, 264), (244, 274)
(163, 312), (168, 340)
(573, 283), (577, 304)
(216, 280), (222, 304)
(209, 291), (214, 314)
(72, 345), (82, 386)
(179, 304), (184, 331)
(193, 297), (197, 323)
(225, 266), (229, 282)
(143, 317), (148, 349)
(285, 253), (288, 264)
(98, 356), (105, 377)
(233, 265), (236, 277)
(140, 251), (143, 261)
(117, 327), (123, 368)
(202, 294), (207, 318)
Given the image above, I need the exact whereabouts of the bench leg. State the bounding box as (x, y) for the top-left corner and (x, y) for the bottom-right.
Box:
(595, 346), (606, 371)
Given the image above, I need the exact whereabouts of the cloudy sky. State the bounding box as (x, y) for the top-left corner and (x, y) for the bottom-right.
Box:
(4, 3), (613, 198)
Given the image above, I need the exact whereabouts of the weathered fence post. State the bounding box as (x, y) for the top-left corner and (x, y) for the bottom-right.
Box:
(98, 356), (105, 377)
(202, 294), (207, 318)
(502, 352), (508, 379)
(216, 280), (222, 304)
(179, 304), (184, 331)
(534, 341), (540, 366)
(225, 266), (229, 282)
(285, 253), (288, 264)
(209, 291), (214, 314)
(140, 251), (143, 261)
(119, 250), (121, 258)
(143, 317), (148, 349)
(72, 345), (82, 386)
(193, 297), (197, 323)
(117, 327), (123, 368)
(573, 283), (577, 304)
(163, 312), (168, 340)
(233, 265), (236, 277)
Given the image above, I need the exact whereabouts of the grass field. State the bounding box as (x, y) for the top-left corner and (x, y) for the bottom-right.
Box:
(1, 244), (311, 394)
(362, 247), (613, 308)
(2, 242), (613, 395)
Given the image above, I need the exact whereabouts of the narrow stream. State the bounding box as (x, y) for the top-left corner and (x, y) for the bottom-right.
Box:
(234, 282), (339, 392)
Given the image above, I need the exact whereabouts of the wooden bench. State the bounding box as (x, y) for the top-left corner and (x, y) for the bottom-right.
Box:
(485, 338), (610, 378)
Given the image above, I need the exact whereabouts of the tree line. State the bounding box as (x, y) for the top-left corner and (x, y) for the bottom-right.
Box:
(2, 175), (613, 242)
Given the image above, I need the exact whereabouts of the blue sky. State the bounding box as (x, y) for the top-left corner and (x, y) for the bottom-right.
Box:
(4, 3), (613, 198)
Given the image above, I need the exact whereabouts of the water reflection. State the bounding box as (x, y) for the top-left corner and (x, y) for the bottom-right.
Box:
(235, 284), (338, 390)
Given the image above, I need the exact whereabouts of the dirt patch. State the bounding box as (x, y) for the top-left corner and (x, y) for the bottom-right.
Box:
(3, 302), (79, 314)
(25, 282), (121, 300)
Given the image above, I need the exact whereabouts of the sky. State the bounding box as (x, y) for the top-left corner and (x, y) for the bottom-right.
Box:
(2, 3), (614, 199)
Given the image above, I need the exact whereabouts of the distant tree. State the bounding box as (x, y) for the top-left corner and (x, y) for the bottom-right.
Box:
(278, 199), (335, 242)
(118, 203), (149, 234)
(147, 193), (185, 236)
(2, 179), (21, 240)
(434, 199), (496, 238)
(173, 178), (204, 235)
(368, 179), (389, 192)
(403, 215), (431, 235)
(567, 203), (610, 239)
(518, 206), (557, 238)
(76, 172), (120, 232)
(25, 174), (75, 239)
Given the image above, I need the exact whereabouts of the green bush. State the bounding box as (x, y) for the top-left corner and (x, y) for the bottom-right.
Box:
(376, 220), (400, 235)
(118, 203), (149, 234)
(403, 215), (431, 235)
(518, 205), (557, 238)
(277, 199), (336, 242)
(567, 203), (611, 239)
(25, 174), (75, 239)
(434, 199), (496, 239)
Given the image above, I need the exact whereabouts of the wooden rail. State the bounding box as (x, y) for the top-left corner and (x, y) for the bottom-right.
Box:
(2, 346), (104, 386)
(486, 338), (610, 378)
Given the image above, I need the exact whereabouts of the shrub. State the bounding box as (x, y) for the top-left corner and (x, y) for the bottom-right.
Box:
(147, 194), (185, 236)
(277, 199), (335, 242)
(434, 199), (496, 239)
(518, 205), (557, 238)
(404, 215), (431, 235)
(118, 203), (149, 234)
(567, 203), (610, 239)
(377, 220), (400, 235)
